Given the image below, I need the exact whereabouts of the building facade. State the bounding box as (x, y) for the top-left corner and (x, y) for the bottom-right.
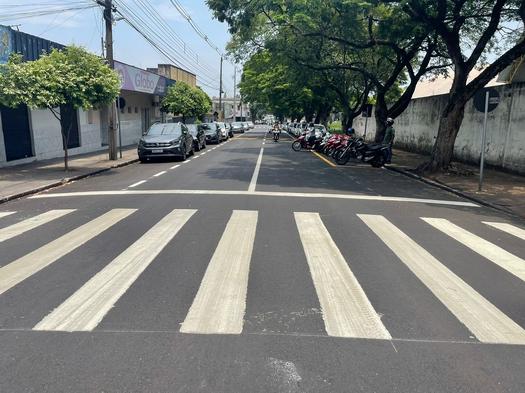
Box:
(212, 96), (251, 122)
(147, 64), (196, 88)
(0, 25), (177, 167)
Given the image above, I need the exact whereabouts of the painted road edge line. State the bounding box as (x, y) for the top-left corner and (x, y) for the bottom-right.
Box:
(128, 180), (147, 188)
(312, 151), (337, 167)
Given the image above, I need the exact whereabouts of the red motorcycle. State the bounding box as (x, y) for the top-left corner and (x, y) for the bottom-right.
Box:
(292, 132), (323, 151)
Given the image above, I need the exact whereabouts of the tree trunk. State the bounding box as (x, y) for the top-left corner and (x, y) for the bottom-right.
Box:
(342, 114), (353, 132)
(420, 99), (467, 173)
(374, 94), (388, 143)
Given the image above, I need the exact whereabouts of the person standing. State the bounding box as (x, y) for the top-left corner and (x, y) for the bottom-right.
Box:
(382, 118), (395, 164)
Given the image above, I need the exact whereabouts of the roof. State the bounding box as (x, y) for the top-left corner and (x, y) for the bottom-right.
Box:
(412, 68), (506, 99)
(497, 56), (525, 83)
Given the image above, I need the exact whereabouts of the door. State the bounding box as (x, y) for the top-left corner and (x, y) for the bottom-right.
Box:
(1, 105), (33, 161)
(141, 108), (151, 135)
(60, 104), (80, 149)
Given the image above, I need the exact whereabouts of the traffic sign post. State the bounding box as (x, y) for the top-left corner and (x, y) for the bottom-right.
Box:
(474, 88), (500, 192)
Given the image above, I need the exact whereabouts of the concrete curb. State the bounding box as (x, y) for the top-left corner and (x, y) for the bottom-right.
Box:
(385, 165), (521, 218)
(0, 158), (139, 205)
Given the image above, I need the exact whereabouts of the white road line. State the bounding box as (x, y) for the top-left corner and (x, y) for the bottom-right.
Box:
(31, 190), (479, 207)
(422, 218), (525, 282)
(180, 210), (258, 335)
(0, 210), (75, 243)
(483, 221), (525, 240)
(170, 165), (180, 170)
(153, 171), (167, 177)
(128, 180), (147, 188)
(0, 212), (16, 219)
(248, 148), (264, 193)
(359, 214), (525, 345)
(0, 209), (135, 296)
(295, 212), (390, 339)
(34, 209), (196, 332)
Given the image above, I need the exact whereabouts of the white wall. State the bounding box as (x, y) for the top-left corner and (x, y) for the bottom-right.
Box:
(353, 82), (525, 174)
(118, 91), (162, 145)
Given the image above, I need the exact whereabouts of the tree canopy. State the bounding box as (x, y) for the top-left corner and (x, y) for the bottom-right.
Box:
(0, 46), (121, 170)
(162, 82), (212, 122)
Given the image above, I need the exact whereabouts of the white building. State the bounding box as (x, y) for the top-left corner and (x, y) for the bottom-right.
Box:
(212, 96), (251, 122)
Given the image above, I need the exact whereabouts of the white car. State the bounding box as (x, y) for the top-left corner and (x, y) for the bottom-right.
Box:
(216, 122), (229, 141)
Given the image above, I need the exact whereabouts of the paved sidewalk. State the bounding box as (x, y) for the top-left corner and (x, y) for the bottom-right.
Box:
(388, 148), (525, 218)
(0, 146), (138, 203)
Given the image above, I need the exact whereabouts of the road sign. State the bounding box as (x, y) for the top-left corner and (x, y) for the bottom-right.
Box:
(474, 88), (500, 113)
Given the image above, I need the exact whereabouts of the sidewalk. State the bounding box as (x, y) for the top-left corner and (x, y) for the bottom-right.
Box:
(0, 146), (138, 203)
(388, 149), (525, 218)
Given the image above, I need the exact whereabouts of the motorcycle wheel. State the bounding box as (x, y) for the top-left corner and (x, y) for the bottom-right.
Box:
(336, 151), (351, 166)
(371, 155), (385, 168)
(292, 141), (302, 151)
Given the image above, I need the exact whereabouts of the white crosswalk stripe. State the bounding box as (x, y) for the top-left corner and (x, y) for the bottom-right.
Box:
(34, 209), (196, 332)
(483, 221), (525, 241)
(359, 214), (525, 345)
(0, 209), (75, 243)
(422, 218), (525, 282)
(0, 212), (16, 219)
(295, 212), (391, 339)
(180, 210), (258, 335)
(0, 209), (135, 296)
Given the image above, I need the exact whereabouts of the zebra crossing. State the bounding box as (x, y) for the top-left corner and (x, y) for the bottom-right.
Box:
(0, 208), (524, 344)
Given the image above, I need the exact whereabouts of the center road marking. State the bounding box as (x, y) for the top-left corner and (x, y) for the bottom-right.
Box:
(170, 165), (180, 170)
(0, 209), (135, 296)
(312, 151), (337, 167)
(248, 147), (265, 193)
(359, 214), (525, 345)
(153, 171), (167, 177)
(31, 190), (479, 208)
(180, 210), (258, 335)
(295, 212), (391, 339)
(129, 180), (147, 188)
(34, 209), (197, 332)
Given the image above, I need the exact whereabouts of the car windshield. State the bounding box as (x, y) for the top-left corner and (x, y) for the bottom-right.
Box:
(201, 123), (217, 134)
(186, 124), (198, 136)
(146, 123), (182, 136)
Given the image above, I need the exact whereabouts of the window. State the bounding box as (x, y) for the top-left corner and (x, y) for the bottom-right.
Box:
(87, 110), (94, 125)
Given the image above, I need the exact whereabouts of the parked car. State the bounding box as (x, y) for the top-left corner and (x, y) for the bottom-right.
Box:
(138, 122), (194, 162)
(186, 124), (206, 151)
(216, 122), (229, 141)
(201, 122), (221, 144)
(226, 123), (235, 138)
(248, 121), (255, 129)
(230, 122), (244, 134)
(241, 122), (250, 132)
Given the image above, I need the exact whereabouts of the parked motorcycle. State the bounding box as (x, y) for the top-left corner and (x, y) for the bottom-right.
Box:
(292, 131), (323, 151)
(355, 143), (389, 167)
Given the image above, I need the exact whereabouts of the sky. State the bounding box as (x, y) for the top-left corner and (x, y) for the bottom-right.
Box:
(0, 0), (237, 97)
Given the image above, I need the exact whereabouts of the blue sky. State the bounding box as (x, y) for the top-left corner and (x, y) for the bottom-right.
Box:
(0, 0), (236, 97)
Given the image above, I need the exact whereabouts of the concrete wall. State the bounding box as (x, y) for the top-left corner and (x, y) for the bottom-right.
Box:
(353, 82), (525, 174)
(118, 91), (162, 146)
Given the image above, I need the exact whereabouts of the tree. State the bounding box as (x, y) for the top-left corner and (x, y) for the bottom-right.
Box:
(396, 0), (525, 172)
(0, 46), (120, 170)
(207, 0), (445, 141)
(162, 82), (212, 123)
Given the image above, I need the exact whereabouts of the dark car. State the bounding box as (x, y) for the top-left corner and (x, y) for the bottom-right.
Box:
(138, 123), (194, 162)
(201, 122), (221, 144)
(230, 122), (244, 134)
(186, 124), (206, 151)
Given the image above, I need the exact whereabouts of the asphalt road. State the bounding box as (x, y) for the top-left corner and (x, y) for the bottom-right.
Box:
(1, 126), (524, 393)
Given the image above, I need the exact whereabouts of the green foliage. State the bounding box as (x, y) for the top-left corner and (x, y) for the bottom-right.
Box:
(162, 82), (212, 121)
(0, 46), (120, 111)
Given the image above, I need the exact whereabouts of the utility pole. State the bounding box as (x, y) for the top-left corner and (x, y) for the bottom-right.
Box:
(103, 0), (118, 160)
(218, 56), (223, 121)
(233, 66), (237, 122)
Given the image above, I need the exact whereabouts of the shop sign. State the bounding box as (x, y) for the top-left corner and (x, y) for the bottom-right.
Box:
(115, 61), (165, 94)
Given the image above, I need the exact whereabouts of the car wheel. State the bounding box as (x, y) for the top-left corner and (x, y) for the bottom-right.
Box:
(202, 141), (206, 149)
(180, 147), (187, 161)
(190, 145), (195, 156)
(139, 156), (147, 163)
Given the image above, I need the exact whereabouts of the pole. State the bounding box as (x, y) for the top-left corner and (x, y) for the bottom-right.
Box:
(233, 66), (237, 122)
(116, 98), (122, 159)
(364, 115), (369, 140)
(478, 91), (489, 192)
(218, 56), (223, 121)
(104, 0), (118, 160)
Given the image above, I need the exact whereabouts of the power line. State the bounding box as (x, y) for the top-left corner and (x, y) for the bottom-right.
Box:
(110, 0), (222, 90)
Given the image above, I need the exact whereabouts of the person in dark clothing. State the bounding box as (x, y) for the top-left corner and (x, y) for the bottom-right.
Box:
(382, 118), (395, 164)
